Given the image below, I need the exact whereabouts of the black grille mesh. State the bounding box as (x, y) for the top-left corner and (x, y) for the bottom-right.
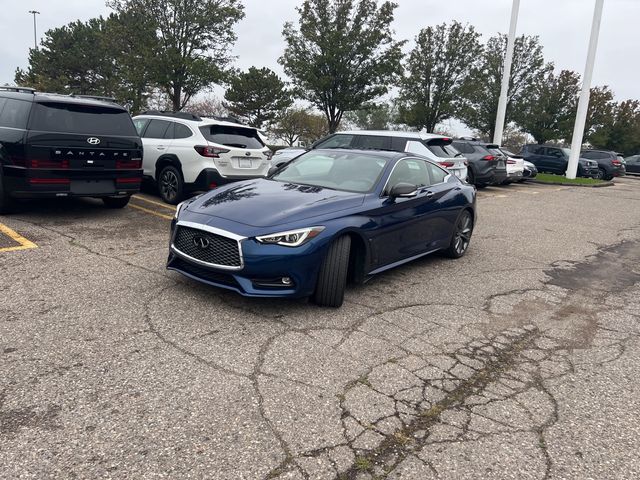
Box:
(168, 258), (239, 287)
(173, 226), (241, 267)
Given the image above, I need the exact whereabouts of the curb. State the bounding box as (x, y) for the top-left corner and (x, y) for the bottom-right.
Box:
(527, 179), (615, 188)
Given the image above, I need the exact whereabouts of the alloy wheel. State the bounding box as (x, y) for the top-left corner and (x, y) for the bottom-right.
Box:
(454, 212), (473, 256)
(160, 170), (179, 202)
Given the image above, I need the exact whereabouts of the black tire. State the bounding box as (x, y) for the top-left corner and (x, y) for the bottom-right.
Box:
(102, 195), (131, 209)
(445, 210), (473, 259)
(466, 168), (475, 185)
(595, 168), (606, 180)
(0, 174), (14, 215)
(314, 235), (351, 308)
(157, 165), (184, 204)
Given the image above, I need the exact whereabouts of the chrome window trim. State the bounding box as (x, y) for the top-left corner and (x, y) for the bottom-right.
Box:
(171, 220), (246, 271)
(380, 156), (451, 198)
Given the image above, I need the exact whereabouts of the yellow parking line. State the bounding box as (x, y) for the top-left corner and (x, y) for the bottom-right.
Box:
(0, 223), (38, 253)
(128, 203), (173, 220)
(132, 195), (176, 211)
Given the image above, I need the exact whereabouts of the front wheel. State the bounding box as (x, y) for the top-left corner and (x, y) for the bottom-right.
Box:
(158, 165), (184, 204)
(102, 195), (131, 209)
(445, 210), (473, 259)
(313, 235), (351, 308)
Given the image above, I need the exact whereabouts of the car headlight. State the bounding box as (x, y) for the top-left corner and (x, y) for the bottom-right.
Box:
(174, 200), (187, 219)
(256, 227), (325, 247)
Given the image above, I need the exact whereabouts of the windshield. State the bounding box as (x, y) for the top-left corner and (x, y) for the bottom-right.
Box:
(271, 150), (389, 193)
(30, 102), (137, 136)
(199, 125), (264, 149)
(427, 144), (460, 158)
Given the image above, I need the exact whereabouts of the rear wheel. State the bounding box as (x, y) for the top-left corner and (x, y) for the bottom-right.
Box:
(158, 165), (184, 204)
(102, 195), (131, 209)
(314, 235), (351, 308)
(445, 210), (473, 259)
(595, 168), (606, 180)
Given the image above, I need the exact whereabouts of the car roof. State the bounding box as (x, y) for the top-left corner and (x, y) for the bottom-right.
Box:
(133, 113), (254, 129)
(0, 90), (126, 110)
(337, 130), (449, 140)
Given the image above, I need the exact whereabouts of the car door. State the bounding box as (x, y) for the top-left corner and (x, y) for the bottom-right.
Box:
(139, 119), (173, 177)
(545, 147), (567, 174)
(525, 145), (547, 170)
(367, 158), (454, 270)
(626, 156), (640, 174)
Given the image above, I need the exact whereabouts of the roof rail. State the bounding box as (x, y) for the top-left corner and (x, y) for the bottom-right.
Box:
(71, 94), (117, 103)
(140, 110), (202, 122)
(207, 115), (245, 125)
(0, 85), (36, 94)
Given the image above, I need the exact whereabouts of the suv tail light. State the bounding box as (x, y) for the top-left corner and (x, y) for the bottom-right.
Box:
(507, 159), (516, 164)
(440, 161), (454, 168)
(612, 159), (621, 165)
(30, 159), (69, 168)
(28, 178), (70, 185)
(482, 155), (495, 161)
(194, 145), (231, 158)
(116, 158), (142, 169)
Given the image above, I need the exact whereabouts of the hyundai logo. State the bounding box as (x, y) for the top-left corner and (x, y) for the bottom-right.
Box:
(87, 137), (101, 145)
(193, 235), (210, 249)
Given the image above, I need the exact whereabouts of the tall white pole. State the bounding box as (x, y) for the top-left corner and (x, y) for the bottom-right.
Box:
(566, 0), (604, 179)
(28, 10), (40, 50)
(493, 0), (520, 146)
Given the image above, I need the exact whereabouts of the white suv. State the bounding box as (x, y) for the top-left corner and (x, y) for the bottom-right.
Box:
(132, 112), (272, 204)
(311, 131), (468, 181)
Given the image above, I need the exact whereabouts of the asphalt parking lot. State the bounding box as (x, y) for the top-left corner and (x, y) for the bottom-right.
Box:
(1, 177), (640, 479)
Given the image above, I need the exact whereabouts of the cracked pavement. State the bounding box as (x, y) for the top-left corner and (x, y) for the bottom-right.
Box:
(1, 178), (640, 479)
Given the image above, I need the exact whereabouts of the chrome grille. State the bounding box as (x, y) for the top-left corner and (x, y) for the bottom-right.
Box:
(173, 226), (241, 268)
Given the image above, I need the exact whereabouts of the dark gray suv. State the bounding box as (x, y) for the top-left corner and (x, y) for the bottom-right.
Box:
(580, 149), (626, 180)
(520, 145), (599, 178)
(450, 139), (507, 187)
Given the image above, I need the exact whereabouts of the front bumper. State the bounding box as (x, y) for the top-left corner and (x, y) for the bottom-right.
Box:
(166, 220), (326, 298)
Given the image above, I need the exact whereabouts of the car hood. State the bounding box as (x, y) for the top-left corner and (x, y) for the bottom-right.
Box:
(184, 178), (365, 227)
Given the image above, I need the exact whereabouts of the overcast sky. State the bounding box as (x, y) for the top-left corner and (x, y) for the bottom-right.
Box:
(2, 0), (638, 103)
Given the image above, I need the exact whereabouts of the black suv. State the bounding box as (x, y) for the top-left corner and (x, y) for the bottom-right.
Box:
(580, 149), (626, 180)
(450, 139), (508, 187)
(0, 86), (143, 213)
(520, 144), (599, 178)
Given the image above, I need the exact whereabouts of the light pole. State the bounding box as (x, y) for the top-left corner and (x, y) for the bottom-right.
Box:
(493, 0), (521, 146)
(28, 10), (40, 50)
(566, 0), (605, 179)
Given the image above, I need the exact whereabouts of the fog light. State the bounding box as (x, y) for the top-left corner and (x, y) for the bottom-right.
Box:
(281, 277), (293, 286)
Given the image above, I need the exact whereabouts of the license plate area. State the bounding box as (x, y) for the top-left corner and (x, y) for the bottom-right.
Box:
(71, 180), (115, 195)
(233, 157), (260, 169)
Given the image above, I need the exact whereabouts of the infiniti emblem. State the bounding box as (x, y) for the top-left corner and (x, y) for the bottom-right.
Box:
(87, 137), (101, 145)
(193, 235), (210, 249)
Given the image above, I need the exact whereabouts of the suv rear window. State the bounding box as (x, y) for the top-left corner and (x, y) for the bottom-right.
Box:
(0, 98), (32, 129)
(30, 102), (137, 136)
(428, 144), (460, 158)
(199, 125), (264, 149)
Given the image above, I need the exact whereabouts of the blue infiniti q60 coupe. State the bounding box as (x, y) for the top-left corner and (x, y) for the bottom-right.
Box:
(167, 149), (476, 307)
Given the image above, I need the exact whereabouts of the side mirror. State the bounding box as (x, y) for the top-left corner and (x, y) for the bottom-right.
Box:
(267, 166), (280, 177)
(389, 182), (418, 199)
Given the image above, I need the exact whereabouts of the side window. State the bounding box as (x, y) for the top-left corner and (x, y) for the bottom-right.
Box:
(163, 122), (175, 139)
(0, 98), (32, 129)
(548, 148), (563, 159)
(143, 119), (171, 139)
(405, 140), (432, 157)
(426, 162), (448, 184)
(314, 134), (354, 149)
(174, 123), (193, 139)
(385, 158), (430, 194)
(357, 135), (390, 150)
(133, 118), (149, 136)
(530, 146), (545, 155)
(581, 151), (596, 159)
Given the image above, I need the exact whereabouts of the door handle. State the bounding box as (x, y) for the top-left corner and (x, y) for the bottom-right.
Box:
(425, 191), (434, 199)
(157, 146), (166, 150)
